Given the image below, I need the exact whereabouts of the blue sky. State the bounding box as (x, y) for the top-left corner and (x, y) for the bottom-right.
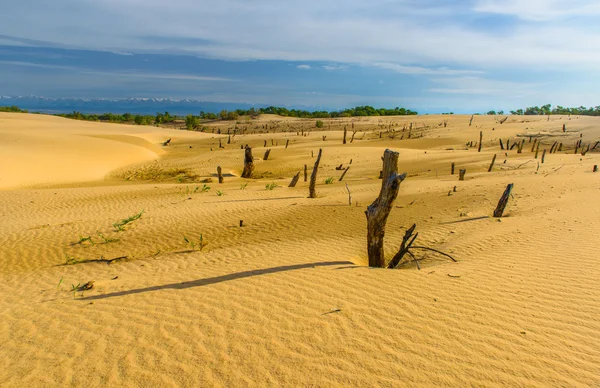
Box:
(1, 0), (600, 113)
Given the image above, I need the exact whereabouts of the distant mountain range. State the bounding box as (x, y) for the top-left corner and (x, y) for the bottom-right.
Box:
(0, 96), (269, 115)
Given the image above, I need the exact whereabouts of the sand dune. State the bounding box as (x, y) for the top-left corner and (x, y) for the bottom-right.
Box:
(0, 112), (599, 386)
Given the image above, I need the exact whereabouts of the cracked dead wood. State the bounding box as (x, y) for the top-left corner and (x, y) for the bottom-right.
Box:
(338, 167), (350, 182)
(365, 149), (407, 267)
(309, 148), (322, 198)
(263, 149), (271, 160)
(493, 183), (513, 218)
(241, 146), (254, 178)
(288, 172), (300, 187)
(217, 166), (223, 184)
(488, 154), (497, 172)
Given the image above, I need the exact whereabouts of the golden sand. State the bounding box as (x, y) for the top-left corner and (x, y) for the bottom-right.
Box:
(0, 112), (599, 386)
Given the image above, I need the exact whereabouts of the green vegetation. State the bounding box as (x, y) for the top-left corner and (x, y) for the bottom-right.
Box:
(324, 177), (334, 184)
(0, 105), (28, 113)
(316, 120), (324, 128)
(185, 114), (200, 130)
(113, 210), (144, 232)
(183, 234), (205, 251)
(265, 182), (278, 190)
(510, 104), (600, 116)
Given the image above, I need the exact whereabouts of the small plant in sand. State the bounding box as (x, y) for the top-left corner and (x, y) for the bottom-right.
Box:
(316, 120), (324, 128)
(216, 190), (225, 196)
(265, 182), (278, 190)
(324, 177), (334, 184)
(184, 234), (206, 251)
(201, 184), (211, 192)
(96, 232), (119, 244)
(64, 254), (81, 265)
(76, 235), (95, 245)
(113, 210), (144, 232)
(240, 183), (248, 190)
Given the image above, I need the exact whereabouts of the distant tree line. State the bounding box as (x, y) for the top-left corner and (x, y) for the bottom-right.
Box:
(0, 105), (28, 113)
(199, 106), (418, 120)
(505, 104), (600, 116)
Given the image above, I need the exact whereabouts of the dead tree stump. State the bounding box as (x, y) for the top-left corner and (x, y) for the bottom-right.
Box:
(264, 140), (267, 147)
(499, 139), (504, 150)
(308, 148), (322, 198)
(217, 166), (223, 184)
(493, 183), (514, 218)
(285, 139), (289, 149)
(263, 149), (271, 160)
(241, 146), (254, 178)
(304, 164), (308, 182)
(593, 165), (598, 173)
(343, 127), (347, 144)
(339, 167), (350, 181)
(365, 149), (407, 267)
(478, 131), (483, 152)
(288, 172), (300, 187)
(459, 169), (466, 181)
(451, 162), (455, 175)
(541, 149), (547, 163)
(535, 143), (540, 159)
(488, 154), (497, 172)
(469, 115), (474, 126)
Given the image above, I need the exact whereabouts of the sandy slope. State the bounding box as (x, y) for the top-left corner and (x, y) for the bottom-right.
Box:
(0, 112), (599, 387)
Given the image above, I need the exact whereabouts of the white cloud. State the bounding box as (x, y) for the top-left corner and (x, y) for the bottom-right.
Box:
(372, 62), (483, 76)
(474, 0), (600, 21)
(296, 64), (311, 70)
(2, 0), (600, 73)
(322, 65), (347, 71)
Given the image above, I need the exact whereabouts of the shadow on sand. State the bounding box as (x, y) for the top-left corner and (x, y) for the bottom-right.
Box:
(82, 261), (355, 301)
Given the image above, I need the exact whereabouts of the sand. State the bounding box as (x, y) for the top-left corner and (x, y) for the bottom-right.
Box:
(0, 112), (599, 387)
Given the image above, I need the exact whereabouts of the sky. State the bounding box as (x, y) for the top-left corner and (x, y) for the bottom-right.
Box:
(1, 0), (600, 113)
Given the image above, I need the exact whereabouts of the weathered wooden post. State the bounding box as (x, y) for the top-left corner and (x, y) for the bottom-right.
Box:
(285, 139), (289, 149)
(562, 123), (566, 132)
(343, 127), (347, 144)
(304, 164), (308, 182)
(264, 140), (267, 147)
(535, 143), (540, 159)
(558, 143), (563, 152)
(499, 139), (504, 150)
(459, 169), (466, 181)
(241, 146), (254, 178)
(541, 149), (547, 163)
(288, 172), (300, 187)
(346, 183), (352, 206)
(217, 166), (223, 184)
(488, 154), (497, 172)
(517, 140), (524, 154)
(263, 149), (271, 160)
(365, 149), (407, 267)
(227, 135), (231, 144)
(478, 131), (483, 152)
(469, 115), (474, 126)
(308, 149), (322, 198)
(451, 162), (455, 175)
(493, 184), (514, 217)
(593, 165), (598, 173)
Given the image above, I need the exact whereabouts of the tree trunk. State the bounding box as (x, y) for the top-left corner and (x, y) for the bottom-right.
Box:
(217, 166), (223, 184)
(308, 148), (322, 198)
(263, 149), (271, 160)
(288, 172), (300, 187)
(541, 149), (547, 163)
(343, 127), (347, 144)
(241, 146), (254, 178)
(478, 131), (483, 152)
(304, 164), (308, 182)
(285, 139), (289, 149)
(451, 162), (455, 175)
(493, 184), (514, 218)
(365, 149), (407, 267)
(488, 154), (497, 172)
(338, 167), (350, 182)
